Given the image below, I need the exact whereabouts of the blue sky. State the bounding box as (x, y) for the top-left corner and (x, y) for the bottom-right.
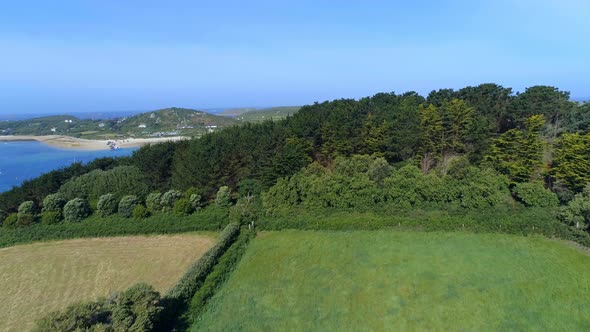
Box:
(1, 0), (589, 113)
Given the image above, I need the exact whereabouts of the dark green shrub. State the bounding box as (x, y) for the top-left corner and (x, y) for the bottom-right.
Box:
(238, 179), (262, 197)
(18, 201), (37, 226)
(35, 283), (162, 332)
(0, 209), (5, 227)
(184, 187), (204, 199)
(63, 198), (91, 222)
(512, 181), (559, 207)
(174, 198), (193, 216)
(119, 195), (140, 218)
(215, 186), (232, 207)
(97, 193), (118, 217)
(189, 194), (204, 211)
(111, 283), (163, 331)
(35, 301), (110, 331)
(42, 193), (67, 212)
(449, 167), (511, 209)
(146, 192), (163, 213)
(133, 204), (150, 219)
(160, 190), (182, 212)
(41, 211), (63, 225)
(229, 196), (260, 225)
(3, 213), (18, 228)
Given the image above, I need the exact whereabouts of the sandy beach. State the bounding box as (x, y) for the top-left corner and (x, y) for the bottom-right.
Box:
(0, 135), (188, 150)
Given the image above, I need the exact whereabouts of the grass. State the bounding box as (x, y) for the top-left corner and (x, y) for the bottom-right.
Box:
(0, 233), (216, 331)
(193, 230), (590, 331)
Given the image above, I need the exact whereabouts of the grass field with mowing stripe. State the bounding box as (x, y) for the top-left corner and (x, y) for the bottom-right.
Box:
(193, 231), (590, 331)
(0, 233), (216, 331)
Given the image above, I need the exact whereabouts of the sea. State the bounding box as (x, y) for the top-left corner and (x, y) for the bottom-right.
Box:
(0, 141), (138, 192)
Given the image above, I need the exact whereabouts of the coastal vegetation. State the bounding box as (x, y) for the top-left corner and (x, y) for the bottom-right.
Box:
(1, 83), (590, 330)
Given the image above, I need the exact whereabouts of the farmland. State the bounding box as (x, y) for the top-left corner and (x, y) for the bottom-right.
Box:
(193, 231), (590, 331)
(0, 233), (215, 331)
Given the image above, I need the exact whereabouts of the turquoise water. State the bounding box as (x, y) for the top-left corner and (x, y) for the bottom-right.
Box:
(0, 141), (137, 192)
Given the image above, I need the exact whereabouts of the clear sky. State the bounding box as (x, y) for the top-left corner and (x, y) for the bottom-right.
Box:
(1, 0), (589, 113)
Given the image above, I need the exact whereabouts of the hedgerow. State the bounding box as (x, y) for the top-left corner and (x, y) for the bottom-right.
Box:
(186, 228), (254, 326)
(166, 223), (240, 301)
(158, 223), (240, 330)
(257, 206), (590, 247)
(0, 206), (229, 248)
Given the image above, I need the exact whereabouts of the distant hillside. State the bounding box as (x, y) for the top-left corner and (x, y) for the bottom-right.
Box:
(0, 115), (102, 136)
(234, 106), (301, 122)
(114, 107), (238, 137)
(219, 108), (258, 117)
(0, 107), (238, 139)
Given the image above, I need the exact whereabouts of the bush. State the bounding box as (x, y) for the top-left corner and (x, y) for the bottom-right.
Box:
(229, 196), (260, 225)
(184, 187), (204, 199)
(558, 185), (590, 229)
(18, 201), (36, 226)
(63, 198), (91, 222)
(133, 204), (150, 219)
(41, 211), (63, 225)
(35, 301), (110, 331)
(512, 182), (559, 207)
(174, 198), (193, 216)
(146, 192), (163, 213)
(36, 283), (163, 332)
(119, 195), (140, 218)
(160, 190), (182, 212)
(215, 186), (232, 207)
(3, 213), (18, 228)
(189, 194), (204, 211)
(97, 193), (118, 217)
(110, 283), (163, 331)
(42, 193), (67, 212)
(0, 209), (5, 227)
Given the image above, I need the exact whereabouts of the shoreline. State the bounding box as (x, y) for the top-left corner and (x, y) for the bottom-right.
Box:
(0, 135), (189, 151)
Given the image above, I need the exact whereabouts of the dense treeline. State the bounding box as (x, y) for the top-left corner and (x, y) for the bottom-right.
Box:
(1, 83), (589, 230)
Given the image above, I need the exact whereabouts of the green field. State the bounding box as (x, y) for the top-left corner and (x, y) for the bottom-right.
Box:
(0, 233), (215, 331)
(193, 231), (590, 331)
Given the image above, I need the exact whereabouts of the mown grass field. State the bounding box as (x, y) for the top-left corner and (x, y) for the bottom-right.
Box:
(193, 231), (590, 331)
(0, 233), (216, 331)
